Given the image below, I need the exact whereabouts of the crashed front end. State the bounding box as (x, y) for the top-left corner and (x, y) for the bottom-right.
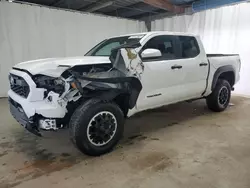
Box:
(8, 68), (72, 136)
(8, 43), (143, 136)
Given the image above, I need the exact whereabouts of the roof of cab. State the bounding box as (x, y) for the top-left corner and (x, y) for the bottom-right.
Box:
(114, 31), (198, 38)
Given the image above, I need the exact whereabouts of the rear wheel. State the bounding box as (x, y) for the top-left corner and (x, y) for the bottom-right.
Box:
(69, 99), (124, 156)
(206, 79), (231, 112)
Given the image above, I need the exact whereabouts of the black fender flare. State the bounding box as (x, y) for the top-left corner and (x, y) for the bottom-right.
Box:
(211, 65), (235, 90)
(97, 89), (125, 101)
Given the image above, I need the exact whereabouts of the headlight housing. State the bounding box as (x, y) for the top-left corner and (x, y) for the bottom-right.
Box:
(33, 75), (65, 95)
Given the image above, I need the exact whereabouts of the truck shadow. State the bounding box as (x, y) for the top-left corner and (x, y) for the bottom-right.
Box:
(122, 99), (211, 144)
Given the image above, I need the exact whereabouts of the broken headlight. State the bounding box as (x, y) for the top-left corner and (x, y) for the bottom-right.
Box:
(33, 75), (65, 96)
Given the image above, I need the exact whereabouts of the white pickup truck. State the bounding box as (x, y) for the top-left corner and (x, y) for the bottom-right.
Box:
(8, 31), (241, 156)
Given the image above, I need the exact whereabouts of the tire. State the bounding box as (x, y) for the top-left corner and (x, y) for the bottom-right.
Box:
(69, 99), (124, 156)
(206, 79), (231, 112)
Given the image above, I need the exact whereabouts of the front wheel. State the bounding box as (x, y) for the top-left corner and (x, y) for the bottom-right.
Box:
(69, 99), (124, 156)
(206, 79), (231, 112)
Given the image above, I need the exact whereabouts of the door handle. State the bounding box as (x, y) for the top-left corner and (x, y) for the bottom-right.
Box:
(199, 63), (208, 66)
(171, 65), (182, 70)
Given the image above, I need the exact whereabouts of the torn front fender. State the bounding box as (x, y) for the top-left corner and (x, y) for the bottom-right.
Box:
(65, 43), (144, 109)
(70, 72), (142, 109)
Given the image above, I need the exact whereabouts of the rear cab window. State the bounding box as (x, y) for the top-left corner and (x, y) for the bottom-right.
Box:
(178, 36), (200, 58)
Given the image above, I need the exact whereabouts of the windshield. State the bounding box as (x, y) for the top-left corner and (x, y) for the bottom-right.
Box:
(85, 35), (145, 57)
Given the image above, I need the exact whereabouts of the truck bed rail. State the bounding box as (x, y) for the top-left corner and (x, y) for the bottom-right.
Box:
(207, 54), (239, 57)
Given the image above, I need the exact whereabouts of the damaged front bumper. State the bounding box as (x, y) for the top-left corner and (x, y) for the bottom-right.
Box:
(8, 79), (67, 137)
(8, 94), (63, 137)
(9, 97), (42, 136)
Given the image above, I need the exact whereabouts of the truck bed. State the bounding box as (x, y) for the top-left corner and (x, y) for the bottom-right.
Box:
(206, 53), (241, 89)
(207, 54), (240, 70)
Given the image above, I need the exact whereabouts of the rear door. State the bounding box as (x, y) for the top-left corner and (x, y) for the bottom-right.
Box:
(174, 36), (209, 99)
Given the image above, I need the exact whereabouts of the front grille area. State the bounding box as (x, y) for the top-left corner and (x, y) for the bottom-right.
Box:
(9, 74), (30, 98)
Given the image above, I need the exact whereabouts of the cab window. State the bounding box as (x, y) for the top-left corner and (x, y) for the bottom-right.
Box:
(141, 35), (176, 61)
(178, 36), (200, 58)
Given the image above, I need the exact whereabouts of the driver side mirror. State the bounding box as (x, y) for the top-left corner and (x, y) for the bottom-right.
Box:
(141, 48), (162, 59)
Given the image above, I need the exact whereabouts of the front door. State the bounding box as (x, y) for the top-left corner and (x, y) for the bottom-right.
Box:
(136, 35), (185, 111)
(136, 35), (208, 111)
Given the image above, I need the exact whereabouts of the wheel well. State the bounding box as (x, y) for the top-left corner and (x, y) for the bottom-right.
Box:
(218, 71), (235, 87)
(113, 94), (130, 117)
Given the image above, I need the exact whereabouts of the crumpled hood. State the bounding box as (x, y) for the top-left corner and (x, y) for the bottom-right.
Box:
(13, 56), (111, 77)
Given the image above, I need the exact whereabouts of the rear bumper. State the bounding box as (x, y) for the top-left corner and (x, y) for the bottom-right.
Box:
(9, 97), (41, 136)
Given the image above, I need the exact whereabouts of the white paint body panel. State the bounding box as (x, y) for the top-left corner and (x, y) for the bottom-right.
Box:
(135, 36), (209, 112)
(204, 55), (241, 96)
(8, 32), (241, 120)
(14, 57), (110, 77)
